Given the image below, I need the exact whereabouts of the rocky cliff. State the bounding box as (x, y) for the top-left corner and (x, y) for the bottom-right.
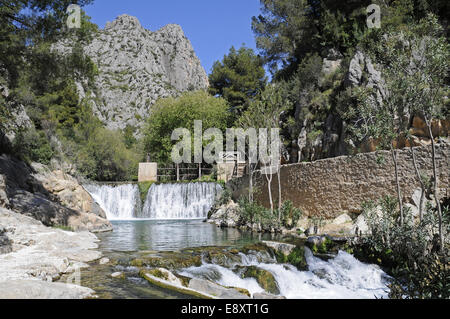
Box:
(0, 155), (112, 233)
(53, 14), (209, 131)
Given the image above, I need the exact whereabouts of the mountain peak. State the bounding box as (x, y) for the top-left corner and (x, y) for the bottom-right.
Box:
(105, 14), (143, 31)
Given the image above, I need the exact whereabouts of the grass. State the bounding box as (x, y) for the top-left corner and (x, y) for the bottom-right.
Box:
(138, 181), (155, 204)
(52, 225), (74, 232)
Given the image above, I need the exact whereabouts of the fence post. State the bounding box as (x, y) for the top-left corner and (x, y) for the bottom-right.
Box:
(198, 163), (201, 179)
(176, 164), (180, 181)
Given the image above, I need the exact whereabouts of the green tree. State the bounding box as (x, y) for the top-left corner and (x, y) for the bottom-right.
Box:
(209, 46), (267, 119)
(252, 0), (371, 78)
(239, 84), (291, 217)
(143, 91), (230, 164)
(344, 14), (448, 249)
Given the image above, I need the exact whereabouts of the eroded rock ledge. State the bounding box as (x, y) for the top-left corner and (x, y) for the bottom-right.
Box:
(0, 155), (112, 233)
(0, 208), (102, 299)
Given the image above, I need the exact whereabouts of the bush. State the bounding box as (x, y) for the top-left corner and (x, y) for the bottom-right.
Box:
(76, 127), (140, 181)
(280, 200), (302, 229)
(13, 129), (54, 165)
(356, 196), (449, 299)
(238, 197), (277, 230)
(143, 91), (230, 164)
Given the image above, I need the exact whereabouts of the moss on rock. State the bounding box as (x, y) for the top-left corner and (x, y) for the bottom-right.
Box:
(130, 254), (202, 270)
(276, 246), (308, 271)
(242, 266), (279, 295)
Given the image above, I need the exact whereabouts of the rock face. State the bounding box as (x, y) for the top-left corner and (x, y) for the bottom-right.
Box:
(0, 280), (94, 299)
(207, 200), (240, 227)
(53, 14), (209, 131)
(0, 208), (101, 298)
(0, 155), (112, 233)
(0, 66), (33, 148)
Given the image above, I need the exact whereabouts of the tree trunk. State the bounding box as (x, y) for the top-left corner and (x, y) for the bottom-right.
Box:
(425, 119), (443, 253)
(248, 163), (254, 203)
(277, 166), (282, 223)
(410, 144), (426, 222)
(264, 166), (274, 215)
(391, 145), (404, 226)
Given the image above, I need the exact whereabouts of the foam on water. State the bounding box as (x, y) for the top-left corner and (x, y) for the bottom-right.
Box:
(179, 248), (391, 299)
(85, 184), (141, 220)
(85, 182), (222, 220)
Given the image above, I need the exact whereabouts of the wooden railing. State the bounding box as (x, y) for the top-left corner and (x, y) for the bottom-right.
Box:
(157, 164), (214, 181)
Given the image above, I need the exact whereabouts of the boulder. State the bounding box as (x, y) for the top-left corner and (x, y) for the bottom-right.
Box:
(0, 208), (101, 287)
(31, 164), (108, 219)
(253, 292), (286, 299)
(208, 200), (240, 227)
(0, 280), (95, 299)
(0, 157), (112, 233)
(241, 266), (279, 295)
(99, 257), (110, 265)
(9, 190), (112, 233)
(351, 214), (370, 236)
(320, 213), (354, 235)
(146, 268), (183, 286)
(111, 272), (124, 279)
(262, 241), (295, 257)
(188, 278), (250, 299)
(0, 174), (9, 208)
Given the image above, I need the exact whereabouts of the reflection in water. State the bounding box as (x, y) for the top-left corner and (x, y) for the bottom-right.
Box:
(98, 220), (277, 252)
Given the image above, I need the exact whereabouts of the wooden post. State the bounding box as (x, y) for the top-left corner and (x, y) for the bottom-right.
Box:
(176, 164), (180, 181)
(198, 163), (201, 179)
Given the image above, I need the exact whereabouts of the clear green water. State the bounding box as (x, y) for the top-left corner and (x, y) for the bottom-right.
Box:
(76, 220), (280, 299)
(98, 220), (279, 252)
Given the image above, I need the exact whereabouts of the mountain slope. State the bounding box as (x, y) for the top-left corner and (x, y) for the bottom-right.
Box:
(54, 14), (209, 131)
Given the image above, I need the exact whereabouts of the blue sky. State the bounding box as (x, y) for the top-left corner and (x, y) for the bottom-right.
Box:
(83, 0), (263, 75)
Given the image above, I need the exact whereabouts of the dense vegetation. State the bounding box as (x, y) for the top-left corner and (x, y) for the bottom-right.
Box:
(0, 0), (448, 298)
(142, 91), (230, 164)
(0, 0), (141, 181)
(208, 46), (267, 120)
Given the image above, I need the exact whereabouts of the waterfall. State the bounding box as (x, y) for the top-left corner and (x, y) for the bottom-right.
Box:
(84, 184), (141, 220)
(85, 182), (222, 220)
(140, 183), (222, 219)
(179, 248), (391, 299)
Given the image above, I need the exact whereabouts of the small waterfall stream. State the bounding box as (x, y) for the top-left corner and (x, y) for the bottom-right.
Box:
(140, 183), (222, 219)
(85, 184), (141, 220)
(178, 248), (391, 299)
(85, 182), (222, 220)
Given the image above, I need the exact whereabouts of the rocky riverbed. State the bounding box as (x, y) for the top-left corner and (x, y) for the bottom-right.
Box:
(0, 208), (103, 298)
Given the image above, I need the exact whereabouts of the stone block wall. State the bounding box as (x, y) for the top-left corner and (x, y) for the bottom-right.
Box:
(229, 143), (449, 219)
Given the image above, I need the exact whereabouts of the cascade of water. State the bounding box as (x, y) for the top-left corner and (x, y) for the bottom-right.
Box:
(85, 182), (222, 221)
(84, 184), (141, 220)
(179, 248), (391, 299)
(140, 183), (222, 219)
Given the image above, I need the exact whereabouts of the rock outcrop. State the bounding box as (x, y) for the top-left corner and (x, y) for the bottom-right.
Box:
(53, 14), (209, 131)
(207, 200), (240, 227)
(0, 208), (101, 298)
(0, 155), (112, 233)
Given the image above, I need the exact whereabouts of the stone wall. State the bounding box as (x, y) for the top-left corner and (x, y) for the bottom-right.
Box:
(228, 143), (449, 219)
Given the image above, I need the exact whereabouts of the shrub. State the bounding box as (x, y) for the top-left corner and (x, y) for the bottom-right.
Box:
(143, 91), (230, 164)
(238, 197), (277, 230)
(280, 200), (302, 229)
(13, 129), (54, 165)
(356, 196), (449, 299)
